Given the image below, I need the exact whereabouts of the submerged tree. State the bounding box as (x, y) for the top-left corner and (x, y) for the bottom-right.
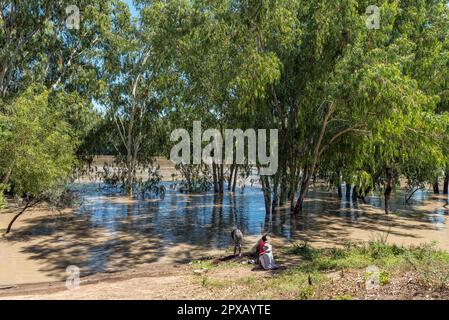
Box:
(98, 1), (178, 196)
(143, 0), (449, 216)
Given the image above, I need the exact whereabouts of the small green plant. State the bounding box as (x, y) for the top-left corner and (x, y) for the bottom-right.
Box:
(379, 271), (390, 286)
(201, 276), (209, 287)
(298, 285), (314, 300)
(192, 260), (214, 270)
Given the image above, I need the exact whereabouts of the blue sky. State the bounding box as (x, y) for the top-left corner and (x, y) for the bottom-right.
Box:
(123, 0), (138, 17)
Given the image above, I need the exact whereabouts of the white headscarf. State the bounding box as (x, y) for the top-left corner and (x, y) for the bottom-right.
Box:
(263, 244), (272, 253)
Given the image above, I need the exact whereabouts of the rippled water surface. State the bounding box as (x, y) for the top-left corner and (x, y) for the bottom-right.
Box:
(55, 183), (449, 246)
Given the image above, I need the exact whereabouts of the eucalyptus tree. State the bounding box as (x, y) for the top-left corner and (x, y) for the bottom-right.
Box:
(247, 0), (449, 214)
(134, 0), (449, 217)
(333, 0), (449, 212)
(143, 0), (283, 196)
(0, 0), (110, 99)
(0, 0), (113, 184)
(100, 1), (178, 196)
(0, 0), (114, 229)
(396, 0), (449, 195)
(0, 0), (51, 98)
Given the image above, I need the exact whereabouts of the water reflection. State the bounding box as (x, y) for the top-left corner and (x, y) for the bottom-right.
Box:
(71, 184), (269, 249)
(68, 184), (449, 247)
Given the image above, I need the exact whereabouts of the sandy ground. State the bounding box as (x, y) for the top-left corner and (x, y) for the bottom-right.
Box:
(0, 264), (207, 300)
(0, 260), (277, 300)
(0, 203), (231, 285)
(295, 199), (449, 249)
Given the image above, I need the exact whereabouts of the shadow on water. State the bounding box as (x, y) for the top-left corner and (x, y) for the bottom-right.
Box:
(3, 183), (449, 280)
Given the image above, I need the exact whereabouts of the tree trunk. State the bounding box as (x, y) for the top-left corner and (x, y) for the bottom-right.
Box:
(228, 164), (235, 191)
(212, 163), (219, 192)
(289, 190), (295, 212)
(352, 185), (358, 201)
(271, 174), (280, 214)
(232, 165), (238, 192)
(346, 183), (351, 199)
(278, 164), (288, 206)
(384, 167), (392, 214)
(358, 186), (371, 204)
(433, 177), (440, 194)
(289, 164), (298, 211)
(405, 187), (423, 204)
(444, 170), (449, 195)
(336, 171), (342, 198)
(219, 164), (224, 193)
(125, 154), (135, 197)
(292, 102), (336, 215)
(293, 173), (309, 215)
(293, 182), (308, 214)
(260, 176), (271, 216)
(271, 192), (279, 214)
(5, 200), (40, 234)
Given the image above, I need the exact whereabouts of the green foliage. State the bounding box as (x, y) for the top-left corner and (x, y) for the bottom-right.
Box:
(0, 184), (6, 209)
(0, 86), (76, 198)
(379, 271), (390, 286)
(0, 0), (114, 204)
(176, 164), (213, 193)
(143, 0), (449, 207)
(287, 238), (449, 288)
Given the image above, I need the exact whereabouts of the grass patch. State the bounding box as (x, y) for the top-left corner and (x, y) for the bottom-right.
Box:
(200, 276), (234, 289)
(191, 260), (215, 270)
(191, 259), (248, 271)
(286, 240), (449, 291)
(285, 240), (449, 272)
(192, 240), (449, 299)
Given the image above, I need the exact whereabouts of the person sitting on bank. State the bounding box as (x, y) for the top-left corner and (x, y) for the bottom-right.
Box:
(256, 235), (277, 270)
(255, 235), (267, 265)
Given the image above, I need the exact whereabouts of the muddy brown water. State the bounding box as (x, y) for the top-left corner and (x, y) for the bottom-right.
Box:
(1, 183), (449, 286)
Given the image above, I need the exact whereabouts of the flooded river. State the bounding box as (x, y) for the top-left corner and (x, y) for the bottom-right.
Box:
(1, 183), (449, 285)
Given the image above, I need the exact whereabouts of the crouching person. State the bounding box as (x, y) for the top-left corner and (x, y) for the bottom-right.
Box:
(231, 227), (243, 257)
